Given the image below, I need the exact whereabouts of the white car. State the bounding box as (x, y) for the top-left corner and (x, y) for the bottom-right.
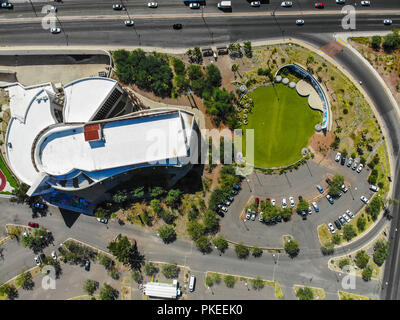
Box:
(47, 6), (57, 12)
(23, 232), (28, 237)
(34, 256), (41, 266)
(221, 206), (228, 213)
(383, 19), (392, 25)
(259, 212), (263, 222)
(50, 28), (61, 34)
(343, 213), (351, 223)
(148, 2), (158, 8)
(370, 185), (380, 192)
(245, 209), (251, 220)
(360, 0), (370, 6)
(289, 196), (295, 207)
(296, 20), (304, 25)
(112, 4), (123, 10)
(51, 251), (57, 260)
(97, 217), (108, 224)
(271, 199), (276, 206)
(250, 1), (261, 7)
(336, 0), (345, 3)
(282, 198), (287, 208)
(346, 209), (354, 219)
(361, 196), (369, 204)
(251, 212), (256, 221)
(341, 184), (348, 193)
(327, 223), (335, 234)
(189, 2), (200, 9)
(1, 2), (13, 8)
(312, 201), (319, 212)
(356, 163), (364, 173)
(281, 1), (292, 7)
(124, 20), (134, 26)
(352, 160), (358, 170)
(307, 206), (312, 215)
(335, 152), (341, 162)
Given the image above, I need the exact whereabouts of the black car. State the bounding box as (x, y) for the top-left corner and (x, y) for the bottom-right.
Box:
(338, 216), (346, 226)
(301, 211), (307, 220)
(217, 210), (225, 217)
(84, 260), (90, 271)
(340, 155), (346, 165)
(326, 178), (331, 185)
(173, 23), (182, 30)
(334, 220), (342, 230)
(276, 216), (282, 222)
(298, 195), (303, 201)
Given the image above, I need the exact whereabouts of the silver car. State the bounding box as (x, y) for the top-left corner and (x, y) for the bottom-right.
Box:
(148, 2), (158, 8)
(50, 28), (61, 34)
(189, 2), (200, 9)
(361, 0), (370, 5)
(281, 1), (292, 7)
(250, 1), (261, 7)
(345, 209), (354, 219)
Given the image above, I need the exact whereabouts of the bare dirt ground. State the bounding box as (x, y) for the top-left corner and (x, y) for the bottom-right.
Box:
(308, 131), (335, 162)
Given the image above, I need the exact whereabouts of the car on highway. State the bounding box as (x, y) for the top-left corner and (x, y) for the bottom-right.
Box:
(345, 209), (354, 219)
(343, 213), (351, 223)
(112, 4), (123, 10)
(314, 2), (324, 9)
(189, 2), (200, 8)
(341, 155), (346, 165)
(312, 201), (319, 212)
(370, 185), (380, 192)
(317, 185), (324, 194)
(282, 198), (287, 208)
(47, 6), (57, 12)
(97, 217), (108, 224)
(356, 163), (364, 173)
(245, 209), (251, 220)
(1, 2), (13, 9)
(50, 28), (61, 34)
(296, 20), (304, 25)
(124, 20), (134, 26)
(51, 251), (57, 260)
(28, 222), (39, 228)
(338, 215), (346, 226)
(289, 196), (295, 207)
(360, 1), (370, 6)
(335, 152), (341, 162)
(34, 256), (41, 266)
(336, 0), (345, 4)
(326, 194), (334, 204)
(352, 159), (358, 170)
(334, 220), (342, 230)
(84, 260), (91, 271)
(271, 199), (276, 206)
(173, 23), (183, 29)
(148, 2), (158, 8)
(347, 157), (353, 167)
(361, 195), (369, 204)
(281, 1), (292, 7)
(341, 184), (348, 193)
(250, 1), (261, 7)
(383, 19), (393, 26)
(327, 223), (335, 234)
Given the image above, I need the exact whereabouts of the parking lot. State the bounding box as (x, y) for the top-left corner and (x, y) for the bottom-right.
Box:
(219, 151), (375, 248)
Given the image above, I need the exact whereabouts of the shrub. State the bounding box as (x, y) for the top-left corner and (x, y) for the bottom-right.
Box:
(235, 243), (249, 259)
(224, 275), (235, 288)
(296, 287), (313, 300)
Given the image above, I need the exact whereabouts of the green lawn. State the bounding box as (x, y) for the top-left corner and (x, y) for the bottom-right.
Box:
(243, 84), (321, 168)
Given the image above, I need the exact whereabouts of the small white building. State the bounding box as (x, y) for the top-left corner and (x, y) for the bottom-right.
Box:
(143, 280), (180, 299)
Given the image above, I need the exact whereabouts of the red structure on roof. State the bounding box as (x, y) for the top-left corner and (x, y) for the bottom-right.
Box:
(84, 124), (102, 142)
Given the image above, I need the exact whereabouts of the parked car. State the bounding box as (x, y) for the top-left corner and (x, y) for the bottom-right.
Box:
(326, 194), (334, 204)
(361, 196), (369, 204)
(34, 256), (41, 266)
(282, 198), (287, 208)
(334, 220), (342, 230)
(228, 196), (234, 202)
(289, 196), (295, 207)
(317, 185), (324, 194)
(224, 200), (231, 206)
(341, 155), (346, 165)
(326, 177), (331, 185)
(343, 213), (351, 223)
(327, 223), (335, 234)
(251, 212), (256, 221)
(84, 260), (90, 271)
(276, 216), (282, 222)
(346, 209), (354, 219)
(301, 211), (307, 220)
(370, 185), (380, 192)
(335, 152), (341, 162)
(28, 222), (39, 228)
(250, 1), (261, 7)
(259, 212), (263, 222)
(347, 157), (353, 167)
(245, 209), (251, 220)
(231, 189), (238, 195)
(312, 201), (319, 212)
(97, 217), (108, 224)
(51, 251), (57, 260)
(339, 215), (346, 226)
(357, 163), (364, 173)
(221, 206), (228, 213)
(255, 197), (260, 203)
(307, 206), (312, 215)
(360, 0), (371, 5)
(233, 184), (240, 191)
(341, 184), (348, 192)
(271, 199), (276, 206)
(352, 160), (358, 170)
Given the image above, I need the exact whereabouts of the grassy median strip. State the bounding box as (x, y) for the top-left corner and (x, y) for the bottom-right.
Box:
(293, 285), (326, 300)
(338, 291), (375, 300)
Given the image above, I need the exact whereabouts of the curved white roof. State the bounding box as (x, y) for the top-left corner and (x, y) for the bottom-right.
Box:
(63, 77), (118, 123)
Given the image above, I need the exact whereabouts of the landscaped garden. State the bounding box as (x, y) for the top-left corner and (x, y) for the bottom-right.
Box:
(242, 83), (321, 168)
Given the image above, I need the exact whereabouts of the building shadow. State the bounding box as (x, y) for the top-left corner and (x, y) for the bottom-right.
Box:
(59, 208), (81, 228)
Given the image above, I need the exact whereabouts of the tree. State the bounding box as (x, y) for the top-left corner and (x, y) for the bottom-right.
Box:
(195, 236), (211, 253)
(144, 262), (158, 276)
(15, 270), (34, 290)
(321, 243), (334, 255)
(338, 258), (350, 269)
(131, 187), (145, 199)
(205, 64), (222, 89)
(171, 57), (186, 75)
(203, 210), (219, 233)
(0, 283), (18, 300)
(164, 189), (182, 208)
(99, 283), (119, 300)
(157, 225), (176, 243)
(296, 287), (314, 300)
(98, 254), (114, 271)
(343, 224), (357, 241)
(296, 199), (309, 214)
(187, 204), (200, 221)
(131, 270), (143, 283)
(235, 243), (249, 259)
(332, 233), (341, 245)
(212, 236), (228, 253)
(366, 196), (383, 221)
(252, 247), (263, 258)
(224, 275), (235, 288)
(151, 187), (166, 199)
(107, 234), (145, 270)
(187, 220), (205, 240)
(160, 209), (176, 224)
(373, 240), (389, 266)
(205, 275), (214, 287)
(243, 41), (252, 58)
(113, 190), (128, 205)
(362, 266), (373, 281)
(357, 215), (367, 231)
(162, 262), (180, 279)
(280, 207), (292, 221)
(284, 239), (299, 258)
(383, 29), (400, 53)
(355, 250), (370, 269)
(83, 279), (99, 296)
(329, 174), (345, 197)
(208, 188), (227, 211)
(10, 183), (30, 204)
(251, 276), (264, 290)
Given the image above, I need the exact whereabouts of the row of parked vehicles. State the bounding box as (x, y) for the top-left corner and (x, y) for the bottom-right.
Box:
(216, 184), (240, 216)
(326, 209), (355, 234)
(335, 152), (364, 173)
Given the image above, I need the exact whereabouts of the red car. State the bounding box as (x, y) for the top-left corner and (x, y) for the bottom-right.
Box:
(266, 198), (271, 201)
(255, 197), (259, 203)
(28, 222), (39, 228)
(315, 2), (324, 8)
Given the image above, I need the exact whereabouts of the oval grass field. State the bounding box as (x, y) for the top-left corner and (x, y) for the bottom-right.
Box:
(243, 83), (322, 168)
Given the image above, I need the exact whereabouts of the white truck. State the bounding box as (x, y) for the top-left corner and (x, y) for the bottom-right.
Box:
(217, 1), (231, 9)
